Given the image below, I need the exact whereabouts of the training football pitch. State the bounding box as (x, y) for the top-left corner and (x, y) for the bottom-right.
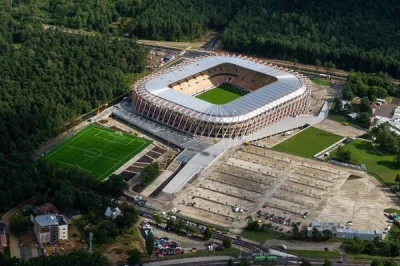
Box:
(272, 126), (343, 158)
(331, 139), (399, 184)
(195, 84), (249, 104)
(44, 124), (152, 180)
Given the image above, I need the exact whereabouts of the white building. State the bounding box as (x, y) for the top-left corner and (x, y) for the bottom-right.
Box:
(104, 207), (122, 219)
(307, 220), (382, 240)
(336, 228), (382, 240)
(34, 214), (68, 245)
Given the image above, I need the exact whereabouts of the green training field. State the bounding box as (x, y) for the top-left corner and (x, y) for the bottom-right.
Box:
(195, 84), (249, 104)
(331, 139), (399, 184)
(272, 126), (343, 158)
(44, 124), (152, 180)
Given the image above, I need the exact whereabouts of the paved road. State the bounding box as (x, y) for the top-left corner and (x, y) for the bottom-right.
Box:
(264, 240), (341, 251)
(1, 198), (35, 258)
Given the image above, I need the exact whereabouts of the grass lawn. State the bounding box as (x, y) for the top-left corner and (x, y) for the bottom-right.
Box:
(331, 139), (399, 184)
(195, 84), (248, 104)
(311, 78), (331, 86)
(384, 208), (400, 214)
(286, 249), (340, 258)
(272, 127), (343, 158)
(240, 229), (284, 243)
(44, 124), (152, 180)
(385, 96), (400, 105)
(327, 112), (367, 129)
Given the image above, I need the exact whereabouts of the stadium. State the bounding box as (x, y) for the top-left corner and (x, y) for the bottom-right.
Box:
(132, 55), (311, 138)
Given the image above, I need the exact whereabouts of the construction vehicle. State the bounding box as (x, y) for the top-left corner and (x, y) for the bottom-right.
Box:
(342, 122), (349, 126)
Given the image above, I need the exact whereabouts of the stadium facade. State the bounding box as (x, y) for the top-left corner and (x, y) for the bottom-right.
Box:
(132, 55), (311, 138)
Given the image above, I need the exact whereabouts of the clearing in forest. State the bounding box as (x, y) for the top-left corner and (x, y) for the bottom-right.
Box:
(44, 124), (152, 180)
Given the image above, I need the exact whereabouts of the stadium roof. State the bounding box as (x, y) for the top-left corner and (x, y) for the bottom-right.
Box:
(144, 55), (305, 121)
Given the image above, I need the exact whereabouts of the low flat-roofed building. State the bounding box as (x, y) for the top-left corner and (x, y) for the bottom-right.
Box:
(336, 228), (382, 240)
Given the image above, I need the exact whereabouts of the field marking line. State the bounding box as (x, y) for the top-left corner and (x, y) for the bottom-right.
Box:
(95, 129), (134, 146)
(107, 132), (126, 140)
(45, 126), (94, 160)
(98, 140), (149, 180)
(55, 160), (92, 173)
(66, 144), (121, 162)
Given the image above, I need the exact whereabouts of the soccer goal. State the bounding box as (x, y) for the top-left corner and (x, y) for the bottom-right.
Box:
(115, 131), (123, 136)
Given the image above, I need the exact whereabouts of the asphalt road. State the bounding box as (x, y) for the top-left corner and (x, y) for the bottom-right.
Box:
(1, 198), (36, 259)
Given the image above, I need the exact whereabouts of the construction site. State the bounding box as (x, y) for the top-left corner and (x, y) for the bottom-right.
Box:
(173, 145), (393, 233)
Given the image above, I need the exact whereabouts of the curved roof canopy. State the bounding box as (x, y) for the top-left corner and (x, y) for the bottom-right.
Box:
(143, 56), (305, 120)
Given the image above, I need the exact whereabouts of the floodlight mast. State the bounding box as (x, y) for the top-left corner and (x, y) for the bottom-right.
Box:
(89, 232), (93, 254)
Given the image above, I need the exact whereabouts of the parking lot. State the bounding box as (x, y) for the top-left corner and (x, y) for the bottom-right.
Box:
(173, 145), (393, 233)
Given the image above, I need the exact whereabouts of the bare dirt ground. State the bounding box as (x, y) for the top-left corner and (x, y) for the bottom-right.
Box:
(103, 219), (146, 266)
(375, 103), (397, 118)
(313, 119), (367, 138)
(309, 84), (327, 115)
(173, 146), (394, 235)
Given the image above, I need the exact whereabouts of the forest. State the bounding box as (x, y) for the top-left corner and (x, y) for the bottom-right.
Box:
(5, 0), (400, 77)
(342, 72), (398, 101)
(0, 6), (146, 221)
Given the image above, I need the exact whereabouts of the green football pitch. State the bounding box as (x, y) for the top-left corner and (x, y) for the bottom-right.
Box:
(272, 127), (343, 158)
(44, 124), (152, 180)
(195, 84), (249, 104)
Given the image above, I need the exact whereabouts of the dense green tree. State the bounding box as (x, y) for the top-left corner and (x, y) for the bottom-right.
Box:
(360, 97), (372, 114)
(343, 72), (397, 100)
(140, 163), (160, 186)
(101, 174), (128, 196)
(227, 258), (234, 266)
(350, 237), (366, 254)
(246, 221), (260, 231)
(333, 98), (343, 113)
(145, 233), (155, 256)
(311, 227), (322, 241)
(154, 213), (163, 224)
(204, 227), (212, 240)
(335, 146), (352, 163)
(238, 259), (252, 266)
(358, 112), (371, 128)
(364, 241), (376, 255)
(222, 237), (232, 248)
(186, 224), (196, 235)
(4, 0), (400, 77)
(371, 259), (384, 266)
(380, 242), (392, 256)
(127, 249), (142, 265)
(390, 242), (400, 257)
(322, 229), (333, 240)
(9, 214), (30, 234)
(323, 258), (332, 266)
(375, 126), (400, 154)
(301, 259), (313, 266)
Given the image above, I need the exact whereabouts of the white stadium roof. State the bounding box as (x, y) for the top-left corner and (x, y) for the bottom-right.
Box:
(142, 55), (306, 122)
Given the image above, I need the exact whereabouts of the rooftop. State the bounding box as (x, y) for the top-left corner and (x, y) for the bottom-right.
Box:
(336, 228), (382, 235)
(143, 55), (305, 118)
(35, 214), (66, 227)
